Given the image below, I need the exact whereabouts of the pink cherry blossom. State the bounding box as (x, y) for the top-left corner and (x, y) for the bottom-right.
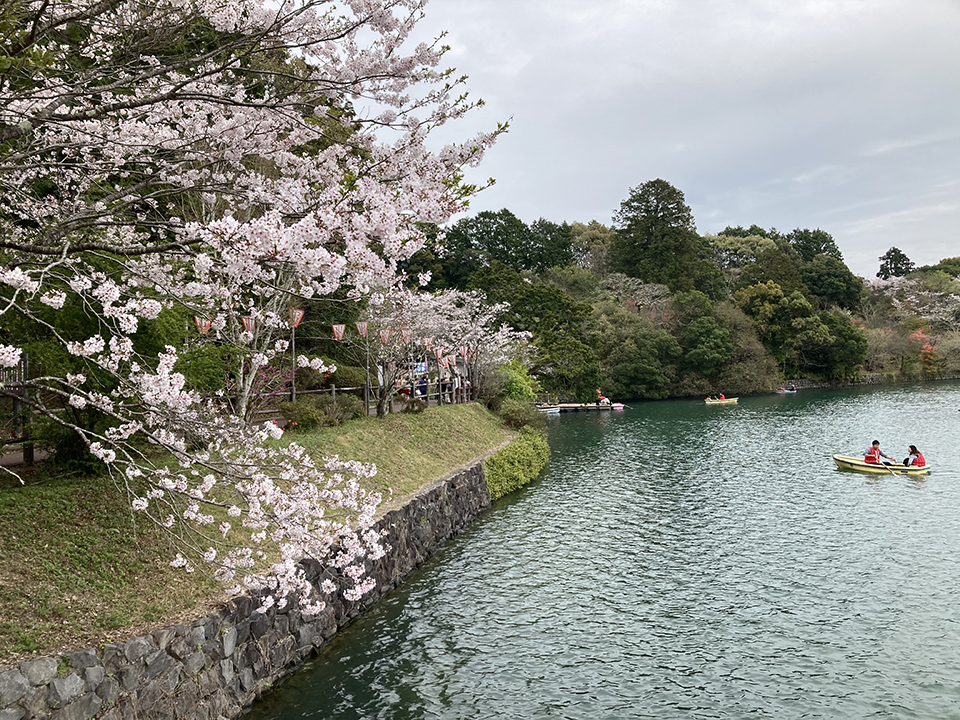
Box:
(0, 0), (504, 610)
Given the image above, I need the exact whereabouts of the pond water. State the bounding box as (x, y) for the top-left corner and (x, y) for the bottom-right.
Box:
(246, 383), (960, 719)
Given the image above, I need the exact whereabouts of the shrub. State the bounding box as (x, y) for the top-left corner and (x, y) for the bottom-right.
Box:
(325, 365), (367, 389)
(46, 426), (102, 474)
(400, 397), (428, 413)
(485, 427), (550, 500)
(496, 360), (540, 401)
(497, 398), (546, 430)
(276, 393), (365, 431)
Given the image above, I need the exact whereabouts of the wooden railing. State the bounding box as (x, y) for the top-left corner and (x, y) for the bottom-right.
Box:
(1, 354), (33, 465)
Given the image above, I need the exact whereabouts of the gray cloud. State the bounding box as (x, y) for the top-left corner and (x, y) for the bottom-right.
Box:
(415, 0), (960, 277)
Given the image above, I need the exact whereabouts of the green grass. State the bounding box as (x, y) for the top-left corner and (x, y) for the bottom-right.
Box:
(287, 402), (513, 498)
(0, 403), (511, 664)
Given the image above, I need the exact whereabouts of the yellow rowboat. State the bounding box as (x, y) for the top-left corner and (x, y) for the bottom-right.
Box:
(832, 455), (931, 476)
(705, 397), (738, 405)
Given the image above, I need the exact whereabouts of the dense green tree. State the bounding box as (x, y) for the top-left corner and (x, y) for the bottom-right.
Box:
(711, 302), (780, 393)
(615, 179), (696, 235)
(541, 265), (602, 301)
(398, 223), (445, 289)
(592, 301), (681, 400)
(916, 271), (960, 295)
(5, 284), (216, 467)
(599, 274), (673, 323)
(440, 210), (574, 288)
(532, 332), (603, 399)
(706, 233), (779, 270)
(786, 228), (843, 263)
(782, 309), (834, 378)
(800, 311), (868, 381)
(718, 225), (783, 240)
(466, 264), (598, 398)
(611, 179), (724, 297)
(913, 256), (960, 279)
(877, 247), (916, 279)
(441, 210), (529, 287)
(930, 257), (960, 277)
(689, 258), (728, 301)
(936, 332), (960, 375)
(734, 281), (833, 375)
(570, 221), (615, 275)
(510, 283), (594, 338)
(801, 254), (864, 310)
(399, 247), (446, 289)
(495, 359), (541, 401)
(465, 261), (524, 306)
(680, 316), (734, 377)
(670, 290), (713, 327)
(468, 267), (595, 340)
(735, 247), (811, 298)
(527, 218), (576, 272)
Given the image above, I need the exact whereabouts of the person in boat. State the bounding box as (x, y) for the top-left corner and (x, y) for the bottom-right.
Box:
(864, 440), (895, 465)
(788, 384), (796, 391)
(718, 393), (725, 400)
(903, 445), (926, 467)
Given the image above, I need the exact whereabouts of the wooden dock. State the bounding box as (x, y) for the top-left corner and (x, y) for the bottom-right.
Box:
(537, 403), (626, 413)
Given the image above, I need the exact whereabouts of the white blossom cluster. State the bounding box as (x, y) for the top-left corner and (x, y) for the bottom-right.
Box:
(1, 0), (503, 608)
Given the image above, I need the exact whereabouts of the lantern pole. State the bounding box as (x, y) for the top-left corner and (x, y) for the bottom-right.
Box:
(364, 333), (370, 415)
(291, 322), (297, 402)
(289, 308), (304, 402)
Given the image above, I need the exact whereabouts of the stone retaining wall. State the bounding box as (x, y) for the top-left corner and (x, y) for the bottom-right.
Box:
(782, 374), (888, 390)
(783, 374), (960, 391)
(0, 461), (492, 720)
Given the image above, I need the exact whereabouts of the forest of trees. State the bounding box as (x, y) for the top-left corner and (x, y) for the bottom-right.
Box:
(401, 180), (960, 401)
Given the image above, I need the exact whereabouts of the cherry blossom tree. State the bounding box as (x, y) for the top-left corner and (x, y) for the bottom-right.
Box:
(361, 288), (531, 416)
(0, 0), (503, 611)
(866, 277), (960, 332)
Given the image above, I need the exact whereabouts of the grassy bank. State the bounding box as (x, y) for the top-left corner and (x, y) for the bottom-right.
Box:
(0, 403), (512, 664)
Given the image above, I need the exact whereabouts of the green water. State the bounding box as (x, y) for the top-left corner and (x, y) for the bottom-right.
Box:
(247, 383), (960, 719)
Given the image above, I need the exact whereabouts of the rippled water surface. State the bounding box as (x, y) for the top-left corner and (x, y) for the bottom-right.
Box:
(247, 383), (960, 719)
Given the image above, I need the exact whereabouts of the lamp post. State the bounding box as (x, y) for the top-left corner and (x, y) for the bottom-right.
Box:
(356, 322), (370, 414)
(289, 308), (304, 402)
(433, 346), (444, 405)
(422, 336), (434, 405)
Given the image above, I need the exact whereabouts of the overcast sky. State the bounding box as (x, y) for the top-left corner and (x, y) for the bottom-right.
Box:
(409, 0), (960, 279)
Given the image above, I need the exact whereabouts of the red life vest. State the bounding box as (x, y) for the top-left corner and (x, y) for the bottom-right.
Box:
(910, 453), (926, 467)
(864, 447), (881, 464)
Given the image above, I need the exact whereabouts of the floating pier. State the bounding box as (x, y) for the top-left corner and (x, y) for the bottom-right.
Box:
(536, 402), (626, 413)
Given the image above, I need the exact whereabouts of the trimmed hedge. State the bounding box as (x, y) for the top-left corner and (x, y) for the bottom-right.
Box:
(484, 427), (550, 501)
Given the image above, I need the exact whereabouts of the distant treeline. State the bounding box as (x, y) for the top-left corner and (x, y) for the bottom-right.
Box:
(399, 179), (960, 401)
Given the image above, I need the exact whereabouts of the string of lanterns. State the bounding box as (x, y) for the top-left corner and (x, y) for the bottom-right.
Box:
(192, 312), (472, 366)
(331, 323), (471, 366)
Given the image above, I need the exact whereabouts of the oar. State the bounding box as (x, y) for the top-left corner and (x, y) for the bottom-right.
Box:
(882, 458), (909, 475)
